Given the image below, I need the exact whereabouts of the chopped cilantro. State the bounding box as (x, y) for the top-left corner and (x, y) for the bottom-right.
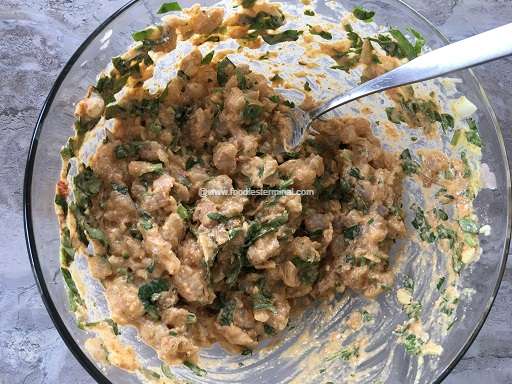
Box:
(157, 2), (182, 13)
(353, 6), (375, 22)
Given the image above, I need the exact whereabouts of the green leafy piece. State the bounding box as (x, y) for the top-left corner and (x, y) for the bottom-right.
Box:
(403, 275), (414, 292)
(436, 224), (457, 248)
(138, 279), (169, 320)
(262, 30), (301, 45)
(161, 364), (175, 379)
(386, 107), (402, 124)
(177, 203), (192, 221)
(439, 113), (454, 132)
(404, 301), (422, 319)
(436, 276), (446, 291)
(207, 212), (229, 222)
(241, 0), (256, 8)
(461, 151), (472, 178)
(264, 323), (276, 335)
(284, 151), (300, 159)
(433, 208), (448, 221)
(241, 348), (253, 356)
(61, 267), (84, 311)
(304, 9), (315, 16)
(157, 2), (182, 14)
(458, 217), (479, 234)
(283, 100), (295, 108)
(74, 168), (102, 209)
(112, 182), (129, 195)
(411, 205), (436, 243)
(326, 345), (360, 362)
(60, 227), (75, 267)
(216, 57), (236, 86)
(104, 103), (127, 120)
(74, 117), (100, 135)
(140, 212), (153, 230)
(464, 232), (478, 247)
(349, 167), (363, 180)
(353, 6), (375, 21)
(371, 28), (424, 60)
(184, 361), (207, 377)
(228, 228), (242, 241)
(304, 81), (312, 91)
(132, 25), (161, 42)
(236, 69), (248, 90)
(247, 11), (285, 30)
(308, 25), (332, 40)
(148, 120), (162, 136)
(465, 118), (482, 147)
(173, 105), (193, 127)
(60, 138), (75, 160)
(201, 50), (215, 65)
(343, 224), (361, 240)
(252, 291), (277, 314)
(400, 149), (420, 175)
(243, 103), (263, 123)
(279, 178), (294, 189)
(55, 194), (68, 215)
(185, 157), (202, 170)
(403, 333), (424, 355)
(361, 310), (373, 322)
(186, 313), (197, 324)
(114, 141), (143, 159)
(389, 28), (423, 60)
(218, 300), (236, 325)
(292, 257), (320, 284)
(452, 252), (464, 274)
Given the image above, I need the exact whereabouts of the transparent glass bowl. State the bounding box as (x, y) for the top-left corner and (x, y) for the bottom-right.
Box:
(24, 0), (511, 383)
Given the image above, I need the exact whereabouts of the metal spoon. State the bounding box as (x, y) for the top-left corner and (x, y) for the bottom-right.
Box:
(286, 23), (512, 150)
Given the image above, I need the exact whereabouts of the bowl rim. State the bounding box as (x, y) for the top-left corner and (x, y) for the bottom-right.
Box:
(23, 0), (511, 383)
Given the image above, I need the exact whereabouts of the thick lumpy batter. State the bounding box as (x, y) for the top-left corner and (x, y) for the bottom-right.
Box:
(55, 1), (473, 370)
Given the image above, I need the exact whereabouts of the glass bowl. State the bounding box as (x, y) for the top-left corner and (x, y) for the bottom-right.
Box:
(24, 0), (511, 383)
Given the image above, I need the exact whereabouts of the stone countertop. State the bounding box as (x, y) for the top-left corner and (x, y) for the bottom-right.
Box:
(1, 0), (511, 383)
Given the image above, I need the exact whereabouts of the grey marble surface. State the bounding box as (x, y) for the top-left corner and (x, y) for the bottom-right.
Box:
(1, 0), (511, 383)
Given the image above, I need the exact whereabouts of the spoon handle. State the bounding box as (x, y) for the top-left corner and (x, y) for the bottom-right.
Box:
(311, 23), (512, 119)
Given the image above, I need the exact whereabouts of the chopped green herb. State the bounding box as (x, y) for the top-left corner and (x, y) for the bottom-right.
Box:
(436, 276), (446, 291)
(262, 30), (301, 45)
(247, 11), (285, 30)
(157, 2), (182, 13)
(132, 25), (161, 42)
(403, 333), (424, 355)
(218, 300), (236, 325)
(463, 232), (478, 247)
(461, 151), (472, 178)
(216, 57), (235, 86)
(304, 9), (315, 16)
(161, 364), (175, 379)
(326, 345), (360, 361)
(439, 113), (454, 132)
(139, 212), (153, 230)
(112, 183), (129, 195)
(465, 118), (482, 147)
(55, 194), (68, 215)
(400, 149), (420, 175)
(309, 25), (332, 40)
(201, 50), (215, 65)
(436, 224), (457, 248)
(458, 217), (479, 234)
(61, 267), (84, 311)
(263, 323), (276, 335)
(292, 257), (320, 284)
(403, 275), (414, 292)
(207, 212), (229, 222)
(283, 100), (295, 108)
(386, 107), (402, 124)
(148, 120), (162, 135)
(252, 291), (277, 314)
(60, 227), (75, 267)
(353, 6), (375, 21)
(177, 203), (192, 221)
(138, 279), (169, 320)
(433, 208), (448, 221)
(349, 167), (363, 180)
(361, 310), (373, 322)
(185, 157), (201, 170)
(411, 205), (436, 243)
(74, 167), (101, 209)
(343, 224), (361, 240)
(184, 361), (207, 377)
(304, 81), (312, 91)
(243, 103), (263, 123)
